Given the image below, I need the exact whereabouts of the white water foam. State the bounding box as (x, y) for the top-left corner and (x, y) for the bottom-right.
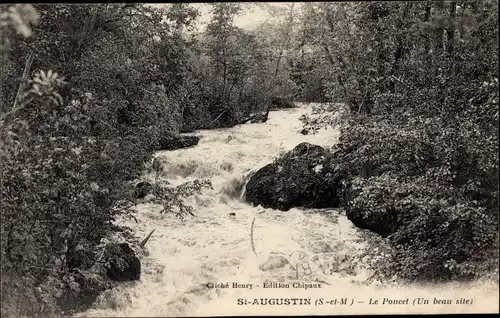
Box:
(78, 103), (499, 317)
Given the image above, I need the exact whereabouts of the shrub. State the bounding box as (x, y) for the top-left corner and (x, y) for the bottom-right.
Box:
(0, 4), (213, 316)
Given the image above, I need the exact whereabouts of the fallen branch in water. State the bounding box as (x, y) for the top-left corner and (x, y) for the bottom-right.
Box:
(250, 217), (257, 256)
(239, 113), (258, 124)
(211, 109), (228, 125)
(139, 229), (155, 248)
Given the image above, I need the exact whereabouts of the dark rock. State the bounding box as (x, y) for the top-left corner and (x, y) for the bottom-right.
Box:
(250, 113), (268, 123)
(291, 142), (324, 155)
(245, 142), (345, 211)
(180, 126), (196, 133)
(104, 243), (141, 281)
(344, 185), (402, 238)
(346, 207), (400, 238)
(158, 132), (200, 151)
(241, 112), (266, 124)
(61, 269), (111, 313)
(150, 157), (163, 175)
(241, 103), (271, 124)
(134, 181), (152, 199)
(300, 128), (310, 135)
(239, 113), (256, 124)
(229, 212), (236, 217)
(271, 97), (295, 109)
(341, 178), (403, 237)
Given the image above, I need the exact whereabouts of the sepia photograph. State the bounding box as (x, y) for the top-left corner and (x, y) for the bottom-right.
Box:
(1, 2), (499, 317)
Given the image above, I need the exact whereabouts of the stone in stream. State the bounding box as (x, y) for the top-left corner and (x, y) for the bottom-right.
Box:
(134, 181), (152, 199)
(58, 242), (140, 313)
(249, 112), (268, 124)
(57, 267), (112, 313)
(241, 103), (271, 124)
(157, 131), (200, 151)
(344, 195), (402, 238)
(103, 243), (141, 281)
(300, 128), (310, 135)
(244, 142), (345, 211)
(271, 97), (296, 109)
(341, 173), (402, 237)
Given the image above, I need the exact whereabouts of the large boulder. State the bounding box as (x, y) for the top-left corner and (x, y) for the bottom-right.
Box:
(103, 243), (141, 281)
(59, 241), (136, 314)
(345, 205), (401, 238)
(158, 132), (200, 151)
(245, 142), (345, 211)
(59, 269), (111, 314)
(343, 181), (412, 238)
(134, 181), (152, 199)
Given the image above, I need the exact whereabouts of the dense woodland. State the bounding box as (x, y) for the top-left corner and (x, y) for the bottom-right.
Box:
(1, 2), (498, 317)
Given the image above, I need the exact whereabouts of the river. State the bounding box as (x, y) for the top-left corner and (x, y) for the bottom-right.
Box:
(78, 103), (499, 316)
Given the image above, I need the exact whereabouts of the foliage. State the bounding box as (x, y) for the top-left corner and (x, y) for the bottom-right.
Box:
(1, 3), (305, 315)
(144, 179), (213, 220)
(2, 2), (497, 316)
(0, 4), (39, 61)
(299, 102), (350, 134)
(300, 0), (499, 282)
(1, 3), (213, 317)
(181, 3), (300, 129)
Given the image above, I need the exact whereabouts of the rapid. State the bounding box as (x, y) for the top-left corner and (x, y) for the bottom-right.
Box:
(78, 103), (499, 317)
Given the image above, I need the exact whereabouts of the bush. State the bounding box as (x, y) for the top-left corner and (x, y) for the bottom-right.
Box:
(297, 0), (498, 283)
(345, 174), (498, 281)
(306, 92), (499, 282)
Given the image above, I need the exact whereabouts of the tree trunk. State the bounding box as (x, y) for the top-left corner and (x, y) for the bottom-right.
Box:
(432, 2), (446, 54)
(389, 2), (412, 94)
(12, 51), (35, 112)
(221, 47), (227, 101)
(321, 43), (357, 113)
(273, 3), (295, 77)
(446, 2), (457, 55)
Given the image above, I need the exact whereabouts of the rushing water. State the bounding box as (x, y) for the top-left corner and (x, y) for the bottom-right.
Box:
(79, 104), (499, 317)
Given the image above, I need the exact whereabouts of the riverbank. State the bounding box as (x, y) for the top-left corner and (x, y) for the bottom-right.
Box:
(77, 104), (499, 316)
